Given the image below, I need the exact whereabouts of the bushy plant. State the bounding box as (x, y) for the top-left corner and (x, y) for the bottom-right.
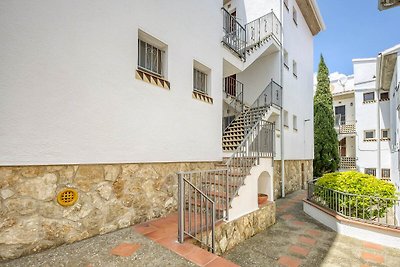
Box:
(313, 171), (398, 220)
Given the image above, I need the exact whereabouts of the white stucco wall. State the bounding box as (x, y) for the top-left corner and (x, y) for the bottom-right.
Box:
(0, 0), (224, 165)
(353, 59), (391, 173)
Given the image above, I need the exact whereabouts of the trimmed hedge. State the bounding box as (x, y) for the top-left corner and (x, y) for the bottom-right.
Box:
(314, 171), (398, 220)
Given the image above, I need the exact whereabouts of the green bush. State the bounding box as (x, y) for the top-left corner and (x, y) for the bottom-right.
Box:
(313, 171), (398, 220)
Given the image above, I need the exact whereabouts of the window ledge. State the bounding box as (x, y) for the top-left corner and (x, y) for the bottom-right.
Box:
(193, 90), (213, 104)
(379, 98), (390, 102)
(363, 100), (376, 104)
(381, 138), (391, 141)
(136, 69), (170, 90)
(364, 138), (377, 142)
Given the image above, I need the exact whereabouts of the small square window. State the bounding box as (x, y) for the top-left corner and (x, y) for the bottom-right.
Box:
(381, 169), (390, 178)
(293, 8), (297, 25)
(364, 130), (375, 140)
(284, 50), (289, 69)
(284, 110), (289, 127)
(365, 168), (376, 176)
(380, 92), (389, 101)
(363, 92), (375, 102)
(284, 0), (289, 11)
(293, 115), (297, 130)
(382, 129), (390, 139)
(293, 60), (297, 78)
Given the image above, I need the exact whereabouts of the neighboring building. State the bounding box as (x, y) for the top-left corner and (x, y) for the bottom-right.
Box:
(0, 0), (324, 259)
(376, 44), (400, 194)
(330, 45), (399, 188)
(331, 62), (392, 179)
(378, 0), (400, 10)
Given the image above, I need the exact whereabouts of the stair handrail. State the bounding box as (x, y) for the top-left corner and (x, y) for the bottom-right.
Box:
(178, 172), (217, 253)
(223, 76), (246, 131)
(222, 8), (247, 59)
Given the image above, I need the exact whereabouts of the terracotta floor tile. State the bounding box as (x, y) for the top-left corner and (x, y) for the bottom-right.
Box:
(278, 255), (301, 267)
(361, 252), (384, 264)
(132, 223), (159, 235)
(305, 229), (322, 237)
(281, 214), (295, 220)
(157, 237), (197, 256)
(144, 229), (176, 241)
(363, 242), (383, 251)
(298, 236), (316, 246)
(205, 256), (240, 267)
(289, 245), (310, 257)
(292, 221), (305, 226)
(110, 243), (141, 257)
(185, 246), (218, 266)
(149, 218), (172, 228)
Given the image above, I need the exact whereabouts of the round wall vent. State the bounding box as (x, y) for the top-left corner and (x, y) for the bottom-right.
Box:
(57, 188), (78, 207)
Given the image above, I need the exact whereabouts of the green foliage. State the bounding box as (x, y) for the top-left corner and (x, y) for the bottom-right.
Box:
(313, 55), (339, 177)
(314, 171), (398, 220)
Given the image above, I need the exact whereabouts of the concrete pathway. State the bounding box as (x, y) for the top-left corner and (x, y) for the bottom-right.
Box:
(223, 190), (400, 267)
(0, 226), (194, 267)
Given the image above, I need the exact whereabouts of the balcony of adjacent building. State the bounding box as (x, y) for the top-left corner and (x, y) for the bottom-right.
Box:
(335, 114), (356, 136)
(338, 136), (356, 170)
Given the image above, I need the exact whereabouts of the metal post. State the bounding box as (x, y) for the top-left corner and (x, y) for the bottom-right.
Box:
(177, 172), (184, 243)
(212, 202), (216, 253)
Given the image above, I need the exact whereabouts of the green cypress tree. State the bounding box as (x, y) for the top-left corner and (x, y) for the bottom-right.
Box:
(313, 55), (339, 177)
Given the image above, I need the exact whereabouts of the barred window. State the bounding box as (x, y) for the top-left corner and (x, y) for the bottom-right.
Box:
(284, 50), (289, 69)
(382, 129), (390, 139)
(284, 110), (289, 127)
(293, 115), (297, 130)
(380, 92), (389, 101)
(381, 169), (390, 178)
(138, 40), (163, 77)
(193, 69), (208, 94)
(365, 168), (376, 176)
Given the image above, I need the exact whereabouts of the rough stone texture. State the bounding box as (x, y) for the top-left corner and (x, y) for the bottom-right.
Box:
(0, 162), (217, 261)
(212, 202), (276, 255)
(273, 160), (313, 200)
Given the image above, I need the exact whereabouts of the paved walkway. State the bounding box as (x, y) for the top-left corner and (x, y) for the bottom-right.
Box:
(224, 190), (400, 267)
(0, 226), (194, 267)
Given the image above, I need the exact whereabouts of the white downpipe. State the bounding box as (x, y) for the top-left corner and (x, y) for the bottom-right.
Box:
(376, 54), (383, 178)
(279, 0), (285, 198)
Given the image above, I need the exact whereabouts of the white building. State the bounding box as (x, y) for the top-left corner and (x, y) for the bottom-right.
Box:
(0, 0), (324, 259)
(330, 47), (399, 185)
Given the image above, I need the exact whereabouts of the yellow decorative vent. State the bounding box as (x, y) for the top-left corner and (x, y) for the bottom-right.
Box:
(57, 188), (78, 207)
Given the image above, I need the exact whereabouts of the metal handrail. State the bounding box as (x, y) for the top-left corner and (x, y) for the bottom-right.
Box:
(245, 11), (281, 49)
(223, 76), (246, 131)
(307, 180), (400, 228)
(222, 8), (247, 59)
(178, 173), (216, 252)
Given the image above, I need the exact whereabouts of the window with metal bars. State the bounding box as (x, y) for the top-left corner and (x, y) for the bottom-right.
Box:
(193, 68), (208, 94)
(138, 40), (163, 77)
(365, 168), (376, 176)
(381, 169), (390, 178)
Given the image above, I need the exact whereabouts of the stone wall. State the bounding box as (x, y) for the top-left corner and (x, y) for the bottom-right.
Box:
(214, 202), (275, 255)
(273, 160), (313, 200)
(0, 162), (217, 261)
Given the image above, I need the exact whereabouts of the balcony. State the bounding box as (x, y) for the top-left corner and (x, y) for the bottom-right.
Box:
(222, 8), (281, 61)
(335, 115), (356, 135)
(339, 157), (356, 170)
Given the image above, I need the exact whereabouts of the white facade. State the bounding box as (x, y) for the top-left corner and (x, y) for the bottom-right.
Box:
(0, 0), (322, 167)
(329, 46), (399, 187)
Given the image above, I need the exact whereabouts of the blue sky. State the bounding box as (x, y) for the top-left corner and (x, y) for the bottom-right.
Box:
(314, 1), (400, 75)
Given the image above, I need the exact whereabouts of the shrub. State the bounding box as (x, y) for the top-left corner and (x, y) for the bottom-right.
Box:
(313, 171), (398, 220)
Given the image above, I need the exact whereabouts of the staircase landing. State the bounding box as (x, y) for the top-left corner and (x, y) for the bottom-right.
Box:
(133, 213), (238, 267)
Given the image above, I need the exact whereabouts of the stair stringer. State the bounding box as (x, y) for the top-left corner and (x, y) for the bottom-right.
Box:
(223, 37), (280, 77)
(227, 158), (274, 222)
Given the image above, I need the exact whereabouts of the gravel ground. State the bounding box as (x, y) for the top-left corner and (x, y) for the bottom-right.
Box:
(0, 227), (195, 267)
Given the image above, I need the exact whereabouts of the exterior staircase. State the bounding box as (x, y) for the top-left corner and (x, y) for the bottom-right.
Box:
(177, 80), (282, 253)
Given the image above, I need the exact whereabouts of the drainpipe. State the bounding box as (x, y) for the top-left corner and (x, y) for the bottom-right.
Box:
(279, 0), (285, 198)
(377, 54), (383, 178)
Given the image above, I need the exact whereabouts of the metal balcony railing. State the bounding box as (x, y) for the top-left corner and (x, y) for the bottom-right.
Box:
(307, 180), (400, 228)
(222, 8), (281, 61)
(222, 8), (246, 59)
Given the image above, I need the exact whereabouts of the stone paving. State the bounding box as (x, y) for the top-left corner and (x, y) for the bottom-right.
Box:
(223, 190), (400, 267)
